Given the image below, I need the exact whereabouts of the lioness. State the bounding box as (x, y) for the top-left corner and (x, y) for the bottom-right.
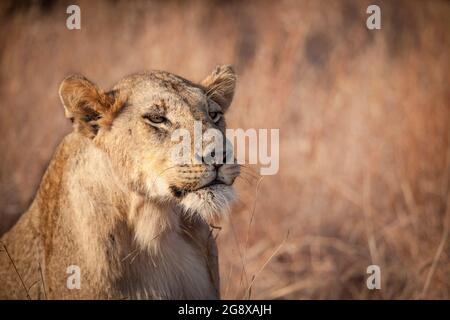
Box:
(0, 65), (239, 299)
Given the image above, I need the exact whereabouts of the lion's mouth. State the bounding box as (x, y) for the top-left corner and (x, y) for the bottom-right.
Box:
(202, 179), (225, 188)
(170, 180), (226, 198)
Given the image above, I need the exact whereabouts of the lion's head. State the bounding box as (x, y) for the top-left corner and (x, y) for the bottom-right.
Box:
(58, 65), (239, 222)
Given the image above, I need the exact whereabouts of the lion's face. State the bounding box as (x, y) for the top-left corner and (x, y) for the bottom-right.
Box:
(59, 66), (239, 221)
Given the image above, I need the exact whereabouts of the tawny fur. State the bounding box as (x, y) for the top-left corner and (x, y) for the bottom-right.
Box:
(0, 66), (238, 299)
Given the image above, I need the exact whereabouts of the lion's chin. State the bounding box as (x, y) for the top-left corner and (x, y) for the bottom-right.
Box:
(179, 184), (235, 223)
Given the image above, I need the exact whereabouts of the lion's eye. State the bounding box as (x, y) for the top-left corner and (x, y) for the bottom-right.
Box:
(142, 113), (167, 125)
(208, 111), (223, 123)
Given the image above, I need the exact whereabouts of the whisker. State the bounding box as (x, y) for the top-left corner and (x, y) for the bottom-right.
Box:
(239, 169), (260, 180)
(150, 165), (179, 187)
(238, 164), (261, 178)
(236, 175), (252, 185)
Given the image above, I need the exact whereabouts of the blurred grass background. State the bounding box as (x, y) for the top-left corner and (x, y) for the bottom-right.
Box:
(0, 0), (449, 299)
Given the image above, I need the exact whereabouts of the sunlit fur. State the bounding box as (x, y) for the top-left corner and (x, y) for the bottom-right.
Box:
(0, 66), (238, 299)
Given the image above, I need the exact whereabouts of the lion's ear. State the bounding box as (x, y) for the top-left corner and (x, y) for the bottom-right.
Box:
(201, 65), (236, 112)
(59, 75), (126, 138)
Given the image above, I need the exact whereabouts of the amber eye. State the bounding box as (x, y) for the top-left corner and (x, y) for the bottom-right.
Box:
(209, 111), (223, 123)
(142, 113), (167, 125)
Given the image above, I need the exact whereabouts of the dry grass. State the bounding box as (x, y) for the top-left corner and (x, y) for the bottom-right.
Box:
(0, 0), (449, 299)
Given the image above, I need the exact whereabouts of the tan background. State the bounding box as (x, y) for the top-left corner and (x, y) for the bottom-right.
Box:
(0, 0), (449, 299)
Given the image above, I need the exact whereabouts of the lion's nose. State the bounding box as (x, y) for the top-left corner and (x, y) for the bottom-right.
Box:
(196, 149), (228, 166)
